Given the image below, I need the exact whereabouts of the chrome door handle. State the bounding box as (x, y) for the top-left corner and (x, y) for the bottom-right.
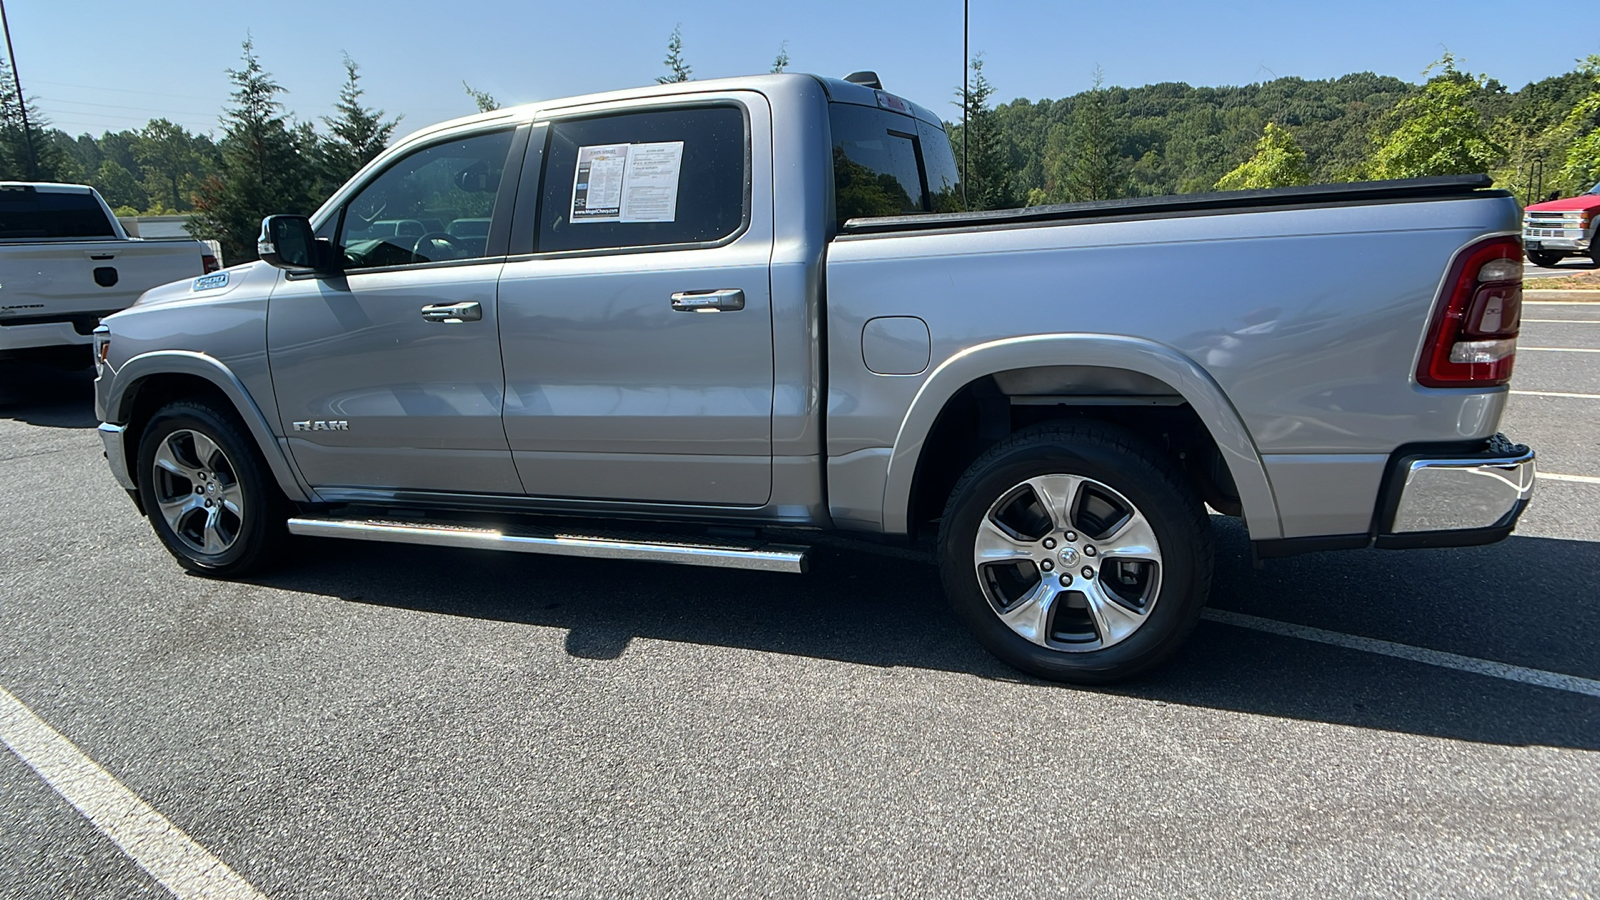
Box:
(420, 301), (482, 323)
(670, 289), (745, 312)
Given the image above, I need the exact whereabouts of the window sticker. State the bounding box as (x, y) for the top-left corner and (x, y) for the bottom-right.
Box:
(570, 141), (685, 224)
(618, 141), (685, 223)
(571, 144), (629, 222)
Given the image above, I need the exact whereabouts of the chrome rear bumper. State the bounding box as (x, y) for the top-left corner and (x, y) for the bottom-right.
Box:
(1377, 435), (1534, 549)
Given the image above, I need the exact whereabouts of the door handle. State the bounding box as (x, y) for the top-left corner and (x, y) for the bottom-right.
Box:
(670, 289), (745, 312)
(420, 301), (483, 323)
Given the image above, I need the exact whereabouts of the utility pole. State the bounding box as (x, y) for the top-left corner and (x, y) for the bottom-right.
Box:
(962, 0), (969, 209)
(0, 0), (38, 180)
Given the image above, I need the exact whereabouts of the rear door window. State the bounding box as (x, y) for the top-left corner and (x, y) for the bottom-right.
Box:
(829, 104), (928, 227)
(535, 105), (747, 253)
(0, 187), (116, 239)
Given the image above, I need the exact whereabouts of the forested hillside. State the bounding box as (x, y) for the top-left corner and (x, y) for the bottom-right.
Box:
(953, 55), (1600, 207)
(992, 72), (1418, 197)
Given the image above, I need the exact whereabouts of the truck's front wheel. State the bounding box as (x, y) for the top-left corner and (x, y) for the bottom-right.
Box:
(937, 423), (1213, 683)
(135, 400), (287, 576)
(1528, 249), (1564, 268)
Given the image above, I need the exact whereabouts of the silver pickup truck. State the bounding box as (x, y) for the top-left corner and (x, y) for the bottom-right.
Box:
(92, 73), (1536, 682)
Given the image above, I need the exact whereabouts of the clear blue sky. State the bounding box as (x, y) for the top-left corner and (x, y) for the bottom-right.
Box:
(11, 0), (1600, 140)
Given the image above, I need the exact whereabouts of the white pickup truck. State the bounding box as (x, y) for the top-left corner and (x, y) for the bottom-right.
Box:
(0, 182), (217, 365)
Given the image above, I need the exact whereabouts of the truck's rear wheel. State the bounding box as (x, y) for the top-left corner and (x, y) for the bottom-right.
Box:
(1527, 249), (1564, 268)
(937, 422), (1213, 684)
(135, 400), (287, 576)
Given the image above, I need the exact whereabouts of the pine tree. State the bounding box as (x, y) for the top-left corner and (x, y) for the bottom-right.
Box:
(323, 55), (400, 183)
(1062, 67), (1121, 202)
(1215, 123), (1313, 190)
(190, 38), (318, 263)
(954, 56), (1013, 209)
(771, 42), (790, 74)
(657, 26), (692, 84)
(463, 82), (500, 113)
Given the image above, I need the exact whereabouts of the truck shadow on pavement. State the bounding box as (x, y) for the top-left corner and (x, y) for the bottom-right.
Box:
(255, 518), (1600, 752)
(0, 363), (98, 429)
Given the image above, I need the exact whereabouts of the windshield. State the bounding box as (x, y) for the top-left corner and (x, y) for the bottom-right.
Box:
(1589, 182), (1600, 195)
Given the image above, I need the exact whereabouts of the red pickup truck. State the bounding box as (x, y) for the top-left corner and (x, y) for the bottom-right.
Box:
(1523, 182), (1600, 267)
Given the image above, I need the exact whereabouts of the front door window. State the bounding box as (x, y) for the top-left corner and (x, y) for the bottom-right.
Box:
(336, 130), (514, 269)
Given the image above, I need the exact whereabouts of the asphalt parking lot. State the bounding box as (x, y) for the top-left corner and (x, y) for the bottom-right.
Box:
(2, 301), (1598, 898)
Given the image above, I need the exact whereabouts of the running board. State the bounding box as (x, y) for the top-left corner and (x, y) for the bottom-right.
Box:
(286, 516), (810, 574)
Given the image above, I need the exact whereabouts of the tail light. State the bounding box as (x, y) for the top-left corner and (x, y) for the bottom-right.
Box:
(1417, 236), (1522, 388)
(202, 254), (220, 273)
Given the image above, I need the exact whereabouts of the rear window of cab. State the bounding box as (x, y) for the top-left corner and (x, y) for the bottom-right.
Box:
(828, 104), (962, 229)
(0, 187), (116, 239)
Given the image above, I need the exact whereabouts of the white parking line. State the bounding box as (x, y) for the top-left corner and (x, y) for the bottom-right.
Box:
(1510, 390), (1600, 399)
(1520, 347), (1600, 353)
(1521, 318), (1600, 323)
(1202, 609), (1600, 698)
(0, 686), (268, 900)
(1524, 301), (1600, 306)
(1540, 472), (1600, 485)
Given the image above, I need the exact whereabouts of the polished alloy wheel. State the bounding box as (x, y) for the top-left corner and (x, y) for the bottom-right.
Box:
(148, 428), (246, 556)
(973, 474), (1163, 652)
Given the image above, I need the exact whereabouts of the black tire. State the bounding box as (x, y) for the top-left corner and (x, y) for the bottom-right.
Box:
(135, 400), (287, 576)
(1527, 250), (1564, 268)
(937, 421), (1213, 684)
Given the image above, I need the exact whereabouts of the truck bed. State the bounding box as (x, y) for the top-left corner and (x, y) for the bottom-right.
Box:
(823, 177), (1523, 541)
(840, 175), (1504, 235)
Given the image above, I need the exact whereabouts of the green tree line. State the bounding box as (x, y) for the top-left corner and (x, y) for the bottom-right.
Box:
(952, 53), (1600, 208)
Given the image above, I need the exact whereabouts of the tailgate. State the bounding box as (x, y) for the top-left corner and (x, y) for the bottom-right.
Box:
(0, 240), (204, 330)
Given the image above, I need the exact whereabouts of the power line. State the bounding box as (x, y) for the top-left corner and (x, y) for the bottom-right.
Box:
(37, 107), (216, 126)
(35, 96), (219, 121)
(37, 95), (217, 114)
(27, 77), (229, 104)
(46, 116), (217, 133)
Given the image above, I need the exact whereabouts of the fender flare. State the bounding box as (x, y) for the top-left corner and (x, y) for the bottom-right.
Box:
(106, 350), (313, 503)
(881, 334), (1282, 539)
